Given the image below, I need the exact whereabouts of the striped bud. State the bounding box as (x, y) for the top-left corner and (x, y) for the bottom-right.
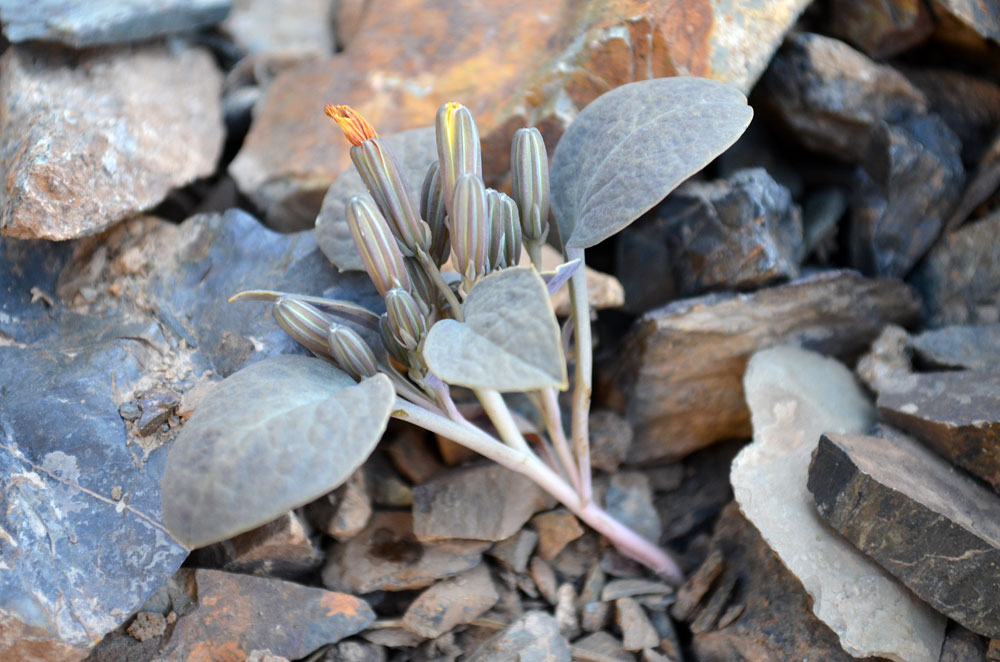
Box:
(327, 324), (378, 380)
(379, 313), (409, 365)
(385, 288), (427, 351)
(346, 194), (412, 298)
(419, 160), (450, 266)
(405, 258), (436, 319)
(486, 189), (520, 270)
(350, 139), (431, 256)
(503, 197), (523, 267)
(449, 173), (490, 287)
(510, 127), (550, 243)
(436, 102), (482, 215)
(273, 296), (333, 358)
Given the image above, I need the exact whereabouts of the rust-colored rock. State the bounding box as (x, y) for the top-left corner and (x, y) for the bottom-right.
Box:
(0, 43), (223, 240)
(829, 0), (932, 58)
(230, 0), (811, 230)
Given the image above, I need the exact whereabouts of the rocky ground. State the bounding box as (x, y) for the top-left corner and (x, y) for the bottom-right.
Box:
(1, 0), (999, 661)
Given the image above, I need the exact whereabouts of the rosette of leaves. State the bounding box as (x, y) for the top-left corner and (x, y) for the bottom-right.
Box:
(162, 78), (751, 581)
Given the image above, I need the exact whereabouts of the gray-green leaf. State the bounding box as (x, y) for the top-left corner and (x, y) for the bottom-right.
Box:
(162, 355), (394, 548)
(422, 267), (567, 391)
(550, 77), (753, 249)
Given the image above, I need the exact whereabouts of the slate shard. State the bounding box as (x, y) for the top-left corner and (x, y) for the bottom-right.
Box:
(911, 324), (1000, 371)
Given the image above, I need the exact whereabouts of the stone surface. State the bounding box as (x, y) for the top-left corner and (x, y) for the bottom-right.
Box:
(601, 579), (673, 602)
(466, 611), (570, 662)
(946, 126), (1000, 230)
(911, 211), (1000, 327)
(322, 511), (489, 593)
(412, 462), (553, 542)
(876, 371), (1000, 491)
(939, 623), (989, 662)
(856, 324), (912, 393)
(617, 168), (803, 312)
(615, 598), (659, 652)
(401, 563), (499, 638)
(604, 473), (661, 546)
(809, 430), (1000, 638)
(136, 386), (182, 436)
(307, 467), (373, 541)
(607, 270), (920, 462)
(912, 324), (1000, 370)
(932, 0), (1000, 44)
(487, 529), (538, 573)
(588, 409), (633, 473)
(0, 0), (230, 46)
(849, 114), (964, 278)
(532, 509), (585, 561)
(571, 631), (634, 662)
(731, 346), (945, 662)
(0, 43), (224, 240)
(828, 0), (932, 58)
(190, 510), (323, 579)
(127, 612), (167, 642)
(223, 0), (335, 57)
(761, 32), (927, 162)
(230, 0), (810, 229)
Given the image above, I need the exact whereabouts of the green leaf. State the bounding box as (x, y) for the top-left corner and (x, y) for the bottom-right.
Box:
(550, 77), (753, 249)
(162, 355), (394, 548)
(422, 267), (567, 391)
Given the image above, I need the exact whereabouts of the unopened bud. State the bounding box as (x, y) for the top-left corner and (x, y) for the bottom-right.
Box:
(510, 127), (550, 242)
(273, 297), (333, 358)
(327, 324), (378, 380)
(346, 194), (412, 298)
(420, 160), (450, 266)
(385, 288), (427, 351)
(503, 197), (523, 267)
(436, 102), (482, 215)
(379, 313), (409, 366)
(449, 173), (490, 287)
(486, 189), (520, 270)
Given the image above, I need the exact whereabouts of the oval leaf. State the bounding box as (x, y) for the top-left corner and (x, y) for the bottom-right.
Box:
(162, 355), (394, 548)
(550, 77), (753, 249)
(422, 267), (567, 391)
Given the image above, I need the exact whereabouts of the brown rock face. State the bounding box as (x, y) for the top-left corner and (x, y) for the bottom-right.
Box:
(0, 43), (223, 240)
(607, 270), (920, 462)
(229, 0), (810, 230)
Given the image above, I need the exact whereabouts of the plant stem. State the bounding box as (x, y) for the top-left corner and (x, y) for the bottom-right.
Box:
(565, 246), (592, 505)
(416, 249), (464, 322)
(526, 240), (543, 271)
(538, 387), (582, 494)
(475, 388), (531, 454)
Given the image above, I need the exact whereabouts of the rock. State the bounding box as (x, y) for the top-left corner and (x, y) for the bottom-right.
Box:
(466, 611), (570, 662)
(911, 211), (1000, 327)
(307, 467), (373, 541)
(931, 0), (1000, 45)
(588, 410), (633, 473)
(323, 640), (387, 662)
(731, 346), (946, 662)
(684, 504), (887, 662)
(487, 529), (538, 573)
(617, 168), (803, 312)
(156, 569), (373, 660)
(247, 651), (290, 662)
(802, 187), (847, 261)
(230, 0), (810, 229)
(607, 270), (920, 462)
(0, 43), (224, 240)
(554, 583), (580, 638)
(601, 579), (674, 602)
(402, 563), (499, 638)
(386, 427), (445, 484)
(849, 114), (965, 278)
(876, 371), (1000, 491)
(604, 472), (661, 545)
(190, 510), (323, 579)
(809, 430), (1000, 638)
(911, 324), (1000, 370)
(946, 126), (1000, 230)
(223, 0), (335, 57)
(322, 511), (489, 593)
(856, 324), (912, 392)
(670, 549), (724, 622)
(412, 462), (553, 542)
(760, 32), (927, 162)
(127, 611), (167, 642)
(0, 0), (231, 46)
(828, 0), (932, 58)
(571, 632), (634, 662)
(615, 598), (659, 652)
(136, 386), (182, 436)
(529, 556), (559, 606)
(532, 509), (585, 560)
(939, 623), (988, 662)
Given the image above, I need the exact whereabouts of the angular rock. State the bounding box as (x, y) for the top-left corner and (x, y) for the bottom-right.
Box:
(856, 324), (912, 393)
(946, 126), (1000, 230)
(223, 0), (336, 57)
(604, 472), (661, 545)
(615, 598), (659, 651)
(617, 168), (803, 312)
(911, 211), (1000, 327)
(731, 346), (945, 662)
(466, 611), (570, 662)
(876, 371), (1000, 491)
(529, 556), (559, 606)
(571, 631), (634, 662)
(0, 0), (230, 46)
(601, 579), (674, 603)
(911, 324), (1000, 370)
(402, 563), (499, 638)
(230, 0), (810, 229)
(809, 431), (1000, 638)
(828, 0), (932, 58)
(588, 409), (633, 473)
(939, 623), (989, 662)
(306, 467), (373, 541)
(190, 510), (323, 579)
(127, 611), (168, 642)
(412, 462), (553, 542)
(0, 44), (224, 240)
(849, 114), (964, 278)
(487, 529), (538, 574)
(322, 511), (489, 593)
(760, 32), (927, 162)
(931, 0), (1000, 44)
(608, 270), (920, 462)
(532, 509), (584, 561)
(136, 385), (182, 436)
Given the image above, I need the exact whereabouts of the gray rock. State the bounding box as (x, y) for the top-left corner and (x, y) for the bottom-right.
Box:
(912, 324), (1000, 370)
(939, 623), (989, 662)
(601, 579), (674, 603)
(487, 529), (538, 573)
(588, 409), (633, 473)
(604, 473), (661, 546)
(223, 0), (335, 57)
(0, 43), (223, 240)
(856, 324), (912, 392)
(616, 168), (803, 313)
(809, 430), (1000, 638)
(571, 631), (634, 662)
(402, 563), (499, 638)
(945, 125), (1000, 230)
(466, 611), (570, 662)
(136, 386), (182, 436)
(615, 598), (659, 651)
(850, 114), (964, 278)
(0, 0), (230, 47)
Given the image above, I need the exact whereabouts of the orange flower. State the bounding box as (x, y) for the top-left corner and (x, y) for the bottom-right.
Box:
(324, 105), (378, 146)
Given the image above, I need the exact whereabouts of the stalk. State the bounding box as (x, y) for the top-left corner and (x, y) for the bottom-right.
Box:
(475, 388), (531, 454)
(538, 387), (581, 494)
(416, 248), (464, 322)
(565, 246), (592, 504)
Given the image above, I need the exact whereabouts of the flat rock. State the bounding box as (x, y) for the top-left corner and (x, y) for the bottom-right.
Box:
(401, 563), (499, 638)
(223, 0), (335, 57)
(615, 598), (659, 651)
(322, 511), (489, 593)
(731, 345), (945, 662)
(0, 0), (230, 46)
(876, 371), (1000, 491)
(608, 270), (920, 462)
(532, 509), (584, 561)
(230, 0), (810, 229)
(809, 431), (1000, 638)
(760, 32), (927, 162)
(911, 211), (1000, 327)
(829, 0), (932, 58)
(911, 324), (1000, 370)
(0, 43), (224, 240)
(412, 462), (553, 542)
(617, 168), (803, 312)
(466, 611), (570, 662)
(487, 529), (538, 573)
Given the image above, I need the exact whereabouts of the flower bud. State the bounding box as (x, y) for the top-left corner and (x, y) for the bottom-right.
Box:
(503, 197), (523, 267)
(420, 160), (450, 266)
(385, 288), (427, 351)
(510, 127), (550, 243)
(327, 324), (379, 380)
(436, 102), (482, 215)
(405, 258), (436, 319)
(325, 105), (378, 146)
(379, 313), (409, 365)
(486, 189), (520, 270)
(346, 194), (412, 298)
(273, 296), (333, 358)
(449, 173), (490, 287)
